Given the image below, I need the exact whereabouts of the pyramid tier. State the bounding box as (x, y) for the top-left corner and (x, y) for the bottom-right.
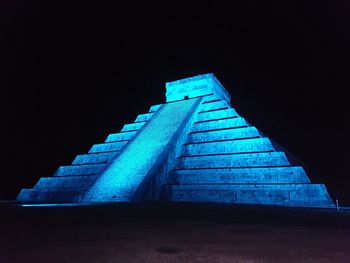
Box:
(172, 166), (310, 184)
(53, 163), (107, 176)
(169, 184), (334, 207)
(134, 112), (154, 122)
(34, 175), (98, 189)
(105, 130), (137, 142)
(178, 152), (290, 169)
(16, 188), (84, 203)
(183, 137), (274, 156)
(191, 117), (248, 132)
(188, 127), (260, 143)
(88, 141), (128, 153)
(197, 99), (228, 112)
(72, 152), (118, 165)
(195, 108), (238, 122)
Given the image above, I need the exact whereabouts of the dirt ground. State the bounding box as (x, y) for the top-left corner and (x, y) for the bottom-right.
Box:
(1, 203), (349, 263)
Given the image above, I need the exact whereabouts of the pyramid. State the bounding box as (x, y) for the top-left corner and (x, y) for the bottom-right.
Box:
(16, 74), (335, 207)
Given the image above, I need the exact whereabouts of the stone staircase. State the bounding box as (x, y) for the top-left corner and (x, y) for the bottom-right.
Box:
(16, 104), (162, 203)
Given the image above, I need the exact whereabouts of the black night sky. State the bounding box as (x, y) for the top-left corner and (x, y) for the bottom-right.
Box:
(1, 1), (350, 204)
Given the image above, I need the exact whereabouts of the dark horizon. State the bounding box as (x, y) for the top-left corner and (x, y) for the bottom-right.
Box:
(1, 1), (349, 204)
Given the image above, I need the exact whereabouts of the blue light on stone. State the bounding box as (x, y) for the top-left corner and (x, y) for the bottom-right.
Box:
(15, 73), (335, 208)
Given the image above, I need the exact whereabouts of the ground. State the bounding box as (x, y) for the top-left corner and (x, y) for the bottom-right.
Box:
(1, 203), (349, 263)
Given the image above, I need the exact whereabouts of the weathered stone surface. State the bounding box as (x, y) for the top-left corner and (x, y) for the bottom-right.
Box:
(135, 112), (154, 122)
(183, 137), (274, 155)
(88, 141), (127, 153)
(120, 122), (145, 132)
(178, 152), (290, 168)
(195, 108), (238, 122)
(34, 175), (97, 189)
(16, 188), (83, 203)
(105, 131), (137, 142)
(54, 164), (106, 176)
(173, 166), (310, 184)
(192, 117), (247, 132)
(197, 99), (228, 111)
(169, 184), (334, 207)
(187, 127), (260, 143)
(72, 152), (117, 164)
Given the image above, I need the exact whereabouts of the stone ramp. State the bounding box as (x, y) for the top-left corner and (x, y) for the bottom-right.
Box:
(83, 98), (201, 202)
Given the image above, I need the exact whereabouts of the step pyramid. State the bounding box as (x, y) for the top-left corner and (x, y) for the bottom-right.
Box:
(16, 73), (335, 207)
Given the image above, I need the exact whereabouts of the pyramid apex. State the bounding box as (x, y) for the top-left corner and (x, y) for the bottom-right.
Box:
(165, 73), (231, 103)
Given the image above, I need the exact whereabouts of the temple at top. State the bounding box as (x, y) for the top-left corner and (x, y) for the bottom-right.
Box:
(16, 73), (335, 207)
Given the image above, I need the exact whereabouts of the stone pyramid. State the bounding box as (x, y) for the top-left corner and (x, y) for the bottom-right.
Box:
(16, 74), (335, 207)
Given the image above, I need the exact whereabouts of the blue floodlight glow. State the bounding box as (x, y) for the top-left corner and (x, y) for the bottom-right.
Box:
(21, 203), (84, 207)
(15, 73), (335, 208)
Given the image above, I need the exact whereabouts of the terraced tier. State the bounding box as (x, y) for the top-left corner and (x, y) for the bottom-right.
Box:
(169, 184), (335, 207)
(172, 166), (310, 184)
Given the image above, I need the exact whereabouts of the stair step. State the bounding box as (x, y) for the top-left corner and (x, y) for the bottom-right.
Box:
(191, 117), (247, 132)
(183, 137), (274, 155)
(135, 112), (154, 122)
(178, 152), (290, 169)
(72, 152), (118, 164)
(149, 104), (163, 112)
(169, 184), (335, 207)
(195, 108), (238, 122)
(188, 127), (260, 143)
(105, 131), (137, 142)
(34, 175), (98, 189)
(198, 100), (228, 112)
(173, 166), (310, 184)
(88, 141), (128, 153)
(201, 95), (221, 104)
(121, 122), (145, 132)
(54, 163), (106, 176)
(16, 188), (83, 203)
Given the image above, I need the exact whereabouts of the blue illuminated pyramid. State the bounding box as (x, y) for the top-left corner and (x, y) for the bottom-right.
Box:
(16, 74), (335, 207)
